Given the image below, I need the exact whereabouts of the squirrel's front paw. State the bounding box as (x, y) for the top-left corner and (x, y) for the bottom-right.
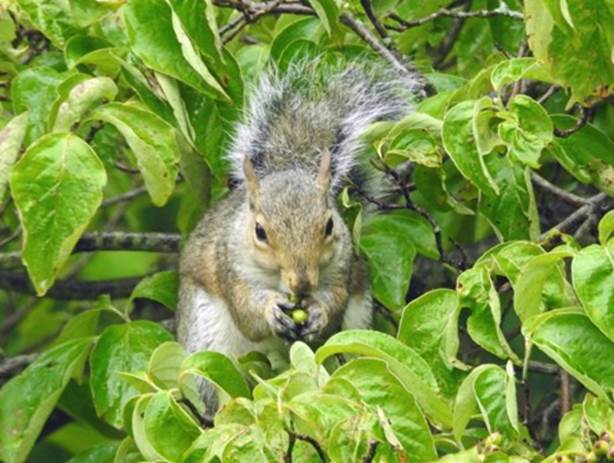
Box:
(265, 295), (300, 342)
(300, 302), (329, 344)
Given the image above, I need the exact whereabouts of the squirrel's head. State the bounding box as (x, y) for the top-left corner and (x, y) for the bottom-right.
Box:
(242, 152), (343, 296)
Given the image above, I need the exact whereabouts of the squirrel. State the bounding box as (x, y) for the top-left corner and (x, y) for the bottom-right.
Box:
(176, 58), (417, 360)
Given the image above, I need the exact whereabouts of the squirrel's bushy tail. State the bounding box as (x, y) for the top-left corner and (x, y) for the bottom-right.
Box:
(228, 57), (421, 190)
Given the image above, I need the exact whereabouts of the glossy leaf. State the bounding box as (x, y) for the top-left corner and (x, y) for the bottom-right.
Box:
(398, 289), (466, 396)
(91, 102), (179, 206)
(10, 133), (107, 295)
(443, 100), (499, 194)
(130, 270), (179, 312)
(523, 310), (614, 401)
(315, 330), (453, 427)
(123, 0), (228, 99)
(90, 321), (173, 428)
(571, 243), (614, 341)
(331, 358), (437, 461)
(0, 112), (28, 200)
(0, 338), (92, 463)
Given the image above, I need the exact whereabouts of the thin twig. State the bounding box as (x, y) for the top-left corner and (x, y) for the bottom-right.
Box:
(0, 353), (39, 377)
(362, 440), (379, 462)
(340, 12), (424, 85)
(541, 193), (608, 239)
(387, 5), (523, 29)
(559, 371), (571, 416)
(285, 431), (297, 463)
(531, 173), (590, 206)
(294, 433), (326, 462)
(360, 0), (401, 59)
(554, 106), (589, 138)
(0, 272), (147, 299)
(537, 85), (559, 104)
(0, 225), (21, 247)
(432, 0), (473, 69)
(102, 186), (148, 207)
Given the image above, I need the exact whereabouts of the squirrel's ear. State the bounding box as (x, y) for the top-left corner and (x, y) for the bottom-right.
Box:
(243, 156), (259, 203)
(318, 150), (332, 192)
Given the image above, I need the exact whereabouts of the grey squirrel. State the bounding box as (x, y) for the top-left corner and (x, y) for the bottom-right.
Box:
(176, 58), (418, 360)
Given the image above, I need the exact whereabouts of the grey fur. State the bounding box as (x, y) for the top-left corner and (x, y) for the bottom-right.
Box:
(228, 58), (418, 191)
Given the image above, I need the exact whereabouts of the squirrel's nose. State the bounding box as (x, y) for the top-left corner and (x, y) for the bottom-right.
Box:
(289, 278), (312, 296)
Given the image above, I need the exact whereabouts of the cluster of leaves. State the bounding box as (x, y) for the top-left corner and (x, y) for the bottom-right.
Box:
(0, 0), (613, 462)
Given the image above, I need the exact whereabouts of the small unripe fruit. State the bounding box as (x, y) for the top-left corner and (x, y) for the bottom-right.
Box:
(555, 455), (573, 463)
(486, 432), (503, 446)
(594, 440), (609, 456)
(585, 451), (597, 462)
(607, 447), (614, 461)
(291, 309), (308, 324)
(601, 431), (613, 443)
(288, 294), (301, 305)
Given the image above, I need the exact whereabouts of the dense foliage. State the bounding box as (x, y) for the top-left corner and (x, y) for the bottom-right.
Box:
(0, 0), (613, 462)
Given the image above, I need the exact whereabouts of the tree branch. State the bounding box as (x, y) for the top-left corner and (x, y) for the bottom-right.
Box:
(0, 232), (180, 270)
(553, 106), (589, 138)
(387, 5), (523, 29)
(339, 12), (427, 91)
(0, 353), (39, 378)
(531, 173), (591, 206)
(541, 193), (609, 239)
(0, 272), (145, 299)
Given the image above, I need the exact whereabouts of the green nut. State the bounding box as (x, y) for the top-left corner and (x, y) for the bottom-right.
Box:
(291, 309), (308, 325)
(594, 440), (609, 456)
(288, 293), (301, 305)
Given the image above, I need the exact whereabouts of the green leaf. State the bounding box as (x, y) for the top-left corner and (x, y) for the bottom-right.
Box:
(12, 0), (113, 46)
(307, 0), (339, 37)
(10, 66), (64, 145)
(123, 0), (228, 100)
(514, 250), (575, 322)
(66, 441), (119, 463)
(453, 364), (519, 442)
(315, 330), (453, 427)
(498, 95), (553, 168)
(0, 338), (92, 463)
(359, 210), (438, 309)
(0, 112), (28, 200)
(523, 309), (614, 401)
(549, 115), (614, 192)
(525, 0), (614, 103)
(180, 351), (251, 401)
(91, 102), (179, 206)
(167, 0), (224, 65)
(142, 391), (202, 462)
(10, 133), (107, 295)
(64, 35), (124, 76)
(479, 155), (540, 241)
(598, 210), (614, 245)
(490, 57), (553, 90)
(89, 321), (173, 428)
(571, 243), (614, 341)
(457, 266), (520, 363)
(472, 96), (502, 156)
(147, 341), (186, 389)
(52, 77), (118, 132)
(130, 271), (179, 311)
(331, 358), (437, 461)
(582, 394), (614, 434)
(443, 100), (499, 195)
(398, 289), (466, 397)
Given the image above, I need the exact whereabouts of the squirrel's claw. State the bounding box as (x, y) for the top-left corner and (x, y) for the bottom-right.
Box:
(270, 304), (300, 342)
(300, 306), (327, 344)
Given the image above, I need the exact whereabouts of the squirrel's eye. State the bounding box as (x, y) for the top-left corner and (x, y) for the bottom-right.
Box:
(255, 222), (267, 242)
(325, 217), (334, 237)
